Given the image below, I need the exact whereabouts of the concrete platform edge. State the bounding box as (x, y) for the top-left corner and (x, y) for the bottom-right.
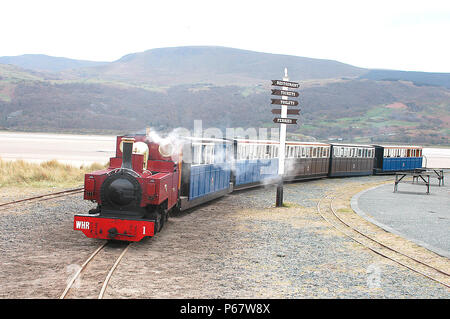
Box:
(350, 184), (450, 259)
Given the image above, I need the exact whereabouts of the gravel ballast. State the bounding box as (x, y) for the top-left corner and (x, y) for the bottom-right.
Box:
(0, 176), (448, 298)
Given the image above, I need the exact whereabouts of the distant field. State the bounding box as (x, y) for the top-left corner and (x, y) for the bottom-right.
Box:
(0, 131), (115, 166)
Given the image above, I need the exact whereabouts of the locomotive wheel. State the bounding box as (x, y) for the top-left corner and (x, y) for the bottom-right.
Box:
(146, 205), (169, 233)
(158, 207), (169, 231)
(147, 207), (162, 233)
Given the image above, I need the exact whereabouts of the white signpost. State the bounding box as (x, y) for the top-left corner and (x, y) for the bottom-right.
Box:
(271, 68), (300, 207)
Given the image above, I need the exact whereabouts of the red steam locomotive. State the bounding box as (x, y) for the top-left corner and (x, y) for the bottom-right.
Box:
(74, 135), (181, 241)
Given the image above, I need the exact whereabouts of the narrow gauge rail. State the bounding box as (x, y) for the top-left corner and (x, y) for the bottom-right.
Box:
(0, 187), (84, 209)
(60, 242), (131, 299)
(317, 195), (450, 289)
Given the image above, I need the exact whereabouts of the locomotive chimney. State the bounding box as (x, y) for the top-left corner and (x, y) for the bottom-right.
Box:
(121, 137), (135, 170)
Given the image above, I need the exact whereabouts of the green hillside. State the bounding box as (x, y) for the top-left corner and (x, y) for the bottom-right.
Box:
(0, 46), (449, 145)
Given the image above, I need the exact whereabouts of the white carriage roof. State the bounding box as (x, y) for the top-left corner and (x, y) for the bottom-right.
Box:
(330, 143), (374, 148)
(234, 138), (330, 146)
(286, 141), (330, 146)
(185, 136), (233, 143)
(373, 144), (423, 149)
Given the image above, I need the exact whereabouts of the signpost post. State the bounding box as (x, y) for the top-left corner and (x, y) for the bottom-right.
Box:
(271, 68), (300, 207)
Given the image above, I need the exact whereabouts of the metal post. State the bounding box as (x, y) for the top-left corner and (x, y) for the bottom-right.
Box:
(276, 68), (289, 207)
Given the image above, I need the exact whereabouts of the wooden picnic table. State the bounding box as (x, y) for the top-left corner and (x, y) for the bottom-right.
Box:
(413, 168), (444, 186)
(394, 171), (431, 194)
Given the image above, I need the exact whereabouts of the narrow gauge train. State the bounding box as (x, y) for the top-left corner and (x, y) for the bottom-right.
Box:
(74, 134), (422, 242)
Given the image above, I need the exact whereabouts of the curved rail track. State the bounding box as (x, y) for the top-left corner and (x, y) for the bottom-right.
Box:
(60, 241), (131, 299)
(0, 187), (84, 210)
(316, 194), (450, 289)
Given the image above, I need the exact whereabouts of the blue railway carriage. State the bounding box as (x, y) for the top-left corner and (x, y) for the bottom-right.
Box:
(284, 141), (331, 181)
(329, 143), (375, 177)
(373, 145), (423, 173)
(179, 137), (233, 210)
(233, 139), (279, 189)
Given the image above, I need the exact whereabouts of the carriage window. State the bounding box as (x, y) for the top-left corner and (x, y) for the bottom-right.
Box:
(193, 143), (202, 164)
(358, 148), (362, 157)
(240, 145), (246, 160)
(201, 144), (214, 164)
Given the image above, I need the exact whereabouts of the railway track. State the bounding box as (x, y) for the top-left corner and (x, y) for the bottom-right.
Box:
(0, 187), (84, 210)
(60, 241), (131, 299)
(317, 194), (450, 289)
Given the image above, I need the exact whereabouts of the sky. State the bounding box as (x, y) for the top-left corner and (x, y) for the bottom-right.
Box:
(1, 0), (449, 72)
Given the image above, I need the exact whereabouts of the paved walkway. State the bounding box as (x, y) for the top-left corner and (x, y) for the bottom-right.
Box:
(351, 176), (450, 258)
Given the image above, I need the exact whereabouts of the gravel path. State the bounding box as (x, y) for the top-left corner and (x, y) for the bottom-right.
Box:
(0, 176), (449, 298)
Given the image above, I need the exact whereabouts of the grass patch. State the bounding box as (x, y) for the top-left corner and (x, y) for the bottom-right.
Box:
(0, 159), (107, 188)
(337, 208), (353, 213)
(281, 202), (299, 208)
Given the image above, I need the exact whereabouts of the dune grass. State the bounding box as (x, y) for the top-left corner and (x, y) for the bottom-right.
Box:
(0, 159), (107, 188)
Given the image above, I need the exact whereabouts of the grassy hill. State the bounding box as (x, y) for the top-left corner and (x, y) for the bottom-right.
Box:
(0, 46), (449, 145)
(63, 46), (367, 86)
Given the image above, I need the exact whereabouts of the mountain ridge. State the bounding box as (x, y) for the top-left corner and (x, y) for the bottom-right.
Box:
(0, 54), (107, 73)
